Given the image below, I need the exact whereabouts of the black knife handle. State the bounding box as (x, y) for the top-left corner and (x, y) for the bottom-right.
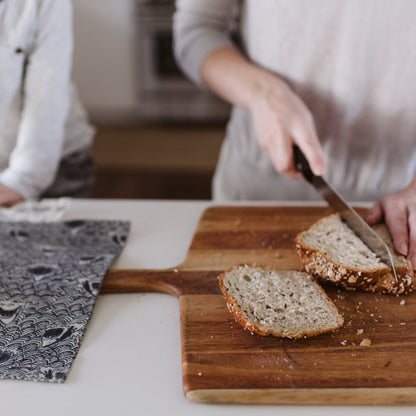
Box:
(293, 145), (315, 183)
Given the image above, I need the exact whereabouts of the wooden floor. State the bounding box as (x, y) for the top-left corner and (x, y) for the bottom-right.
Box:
(91, 124), (225, 199)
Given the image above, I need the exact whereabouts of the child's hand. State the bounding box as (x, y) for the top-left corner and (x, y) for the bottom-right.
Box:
(0, 182), (24, 207)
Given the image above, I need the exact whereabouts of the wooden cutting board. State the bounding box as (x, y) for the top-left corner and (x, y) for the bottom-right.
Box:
(102, 206), (416, 405)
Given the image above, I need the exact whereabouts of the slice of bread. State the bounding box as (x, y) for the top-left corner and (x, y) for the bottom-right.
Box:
(295, 214), (415, 295)
(218, 265), (344, 339)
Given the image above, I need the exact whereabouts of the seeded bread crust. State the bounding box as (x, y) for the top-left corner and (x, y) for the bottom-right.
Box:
(218, 265), (268, 336)
(295, 215), (415, 295)
(219, 278), (267, 336)
(218, 265), (344, 339)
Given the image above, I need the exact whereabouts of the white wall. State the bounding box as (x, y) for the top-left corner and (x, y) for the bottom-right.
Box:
(72, 0), (139, 124)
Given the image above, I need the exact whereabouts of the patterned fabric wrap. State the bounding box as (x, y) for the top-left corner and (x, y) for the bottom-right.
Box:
(0, 219), (130, 382)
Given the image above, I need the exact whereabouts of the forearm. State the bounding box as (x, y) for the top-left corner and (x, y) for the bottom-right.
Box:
(201, 46), (325, 177)
(200, 46), (284, 111)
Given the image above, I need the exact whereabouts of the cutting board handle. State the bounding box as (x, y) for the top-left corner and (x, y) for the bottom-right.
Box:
(102, 268), (221, 297)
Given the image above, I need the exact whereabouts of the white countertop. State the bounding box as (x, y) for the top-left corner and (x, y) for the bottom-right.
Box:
(2, 199), (414, 416)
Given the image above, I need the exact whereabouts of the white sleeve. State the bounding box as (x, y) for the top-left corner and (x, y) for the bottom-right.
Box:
(0, 0), (73, 199)
(173, 0), (238, 87)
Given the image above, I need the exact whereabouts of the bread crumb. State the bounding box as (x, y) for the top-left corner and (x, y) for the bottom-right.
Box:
(233, 218), (242, 227)
(400, 322), (406, 325)
(198, 372), (202, 376)
(351, 353), (357, 358)
(173, 268), (178, 273)
(340, 340), (347, 345)
(400, 299), (406, 305)
(360, 338), (371, 347)
(356, 328), (364, 335)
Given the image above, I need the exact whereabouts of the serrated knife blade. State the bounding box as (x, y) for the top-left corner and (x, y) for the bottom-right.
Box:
(293, 145), (398, 282)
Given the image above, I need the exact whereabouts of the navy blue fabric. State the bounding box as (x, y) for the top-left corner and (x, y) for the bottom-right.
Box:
(0, 219), (130, 382)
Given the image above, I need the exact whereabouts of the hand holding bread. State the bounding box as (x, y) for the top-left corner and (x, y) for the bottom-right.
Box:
(366, 177), (416, 270)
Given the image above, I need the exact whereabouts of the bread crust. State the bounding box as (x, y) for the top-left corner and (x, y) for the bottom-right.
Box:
(295, 215), (415, 295)
(218, 265), (344, 339)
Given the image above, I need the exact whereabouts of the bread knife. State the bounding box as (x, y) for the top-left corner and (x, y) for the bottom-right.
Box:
(293, 145), (398, 282)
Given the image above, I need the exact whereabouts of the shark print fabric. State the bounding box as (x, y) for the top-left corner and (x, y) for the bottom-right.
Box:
(0, 219), (130, 382)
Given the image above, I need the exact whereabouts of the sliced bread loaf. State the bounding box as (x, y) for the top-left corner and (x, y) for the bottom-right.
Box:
(218, 265), (344, 339)
(295, 214), (415, 295)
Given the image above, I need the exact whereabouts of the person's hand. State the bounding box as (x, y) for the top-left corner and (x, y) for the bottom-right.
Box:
(249, 76), (326, 179)
(200, 46), (325, 179)
(0, 182), (24, 207)
(366, 177), (416, 269)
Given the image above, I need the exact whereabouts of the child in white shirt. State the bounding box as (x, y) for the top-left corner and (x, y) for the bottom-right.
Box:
(0, 0), (94, 206)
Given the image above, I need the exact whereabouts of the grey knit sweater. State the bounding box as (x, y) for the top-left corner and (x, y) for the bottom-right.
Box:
(174, 0), (416, 201)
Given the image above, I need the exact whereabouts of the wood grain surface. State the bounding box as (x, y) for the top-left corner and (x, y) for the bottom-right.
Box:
(102, 206), (416, 405)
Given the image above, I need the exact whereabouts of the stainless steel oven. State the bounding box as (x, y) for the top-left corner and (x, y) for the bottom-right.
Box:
(135, 0), (231, 122)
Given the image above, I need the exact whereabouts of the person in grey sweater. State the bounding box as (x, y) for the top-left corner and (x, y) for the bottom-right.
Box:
(0, 0), (94, 206)
(173, 0), (416, 268)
